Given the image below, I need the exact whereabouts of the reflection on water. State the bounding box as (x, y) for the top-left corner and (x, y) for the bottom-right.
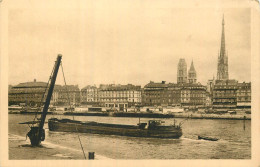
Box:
(9, 114), (251, 159)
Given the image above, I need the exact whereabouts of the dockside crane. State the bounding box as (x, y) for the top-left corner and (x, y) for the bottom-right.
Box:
(23, 55), (62, 146)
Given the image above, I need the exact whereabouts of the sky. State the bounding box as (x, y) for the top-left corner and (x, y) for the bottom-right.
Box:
(8, 0), (251, 88)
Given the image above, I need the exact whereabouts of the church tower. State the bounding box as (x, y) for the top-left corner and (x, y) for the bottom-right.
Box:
(188, 60), (197, 83)
(177, 59), (187, 84)
(217, 15), (229, 80)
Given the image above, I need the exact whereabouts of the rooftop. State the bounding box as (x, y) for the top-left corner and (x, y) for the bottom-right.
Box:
(13, 81), (48, 88)
(100, 84), (141, 91)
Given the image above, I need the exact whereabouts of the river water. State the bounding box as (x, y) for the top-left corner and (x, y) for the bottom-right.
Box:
(9, 114), (251, 159)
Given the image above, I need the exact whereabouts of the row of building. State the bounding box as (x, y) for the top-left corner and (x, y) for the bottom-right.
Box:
(8, 78), (251, 111)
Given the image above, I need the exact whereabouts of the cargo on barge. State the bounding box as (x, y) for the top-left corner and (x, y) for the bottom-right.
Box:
(48, 118), (183, 139)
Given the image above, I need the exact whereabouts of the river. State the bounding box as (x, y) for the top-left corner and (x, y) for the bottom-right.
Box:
(8, 114), (251, 159)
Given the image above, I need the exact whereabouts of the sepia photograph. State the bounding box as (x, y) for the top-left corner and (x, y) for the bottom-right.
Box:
(1, 0), (260, 166)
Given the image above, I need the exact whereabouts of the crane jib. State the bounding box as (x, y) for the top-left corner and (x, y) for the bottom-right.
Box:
(26, 55), (62, 146)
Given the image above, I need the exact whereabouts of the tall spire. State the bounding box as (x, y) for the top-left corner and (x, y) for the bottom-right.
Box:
(220, 15), (225, 58)
(190, 60), (195, 71)
(222, 14), (225, 25)
(188, 60), (197, 84)
(217, 14), (229, 80)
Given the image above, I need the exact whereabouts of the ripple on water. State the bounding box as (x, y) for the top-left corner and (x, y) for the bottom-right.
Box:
(9, 114), (251, 159)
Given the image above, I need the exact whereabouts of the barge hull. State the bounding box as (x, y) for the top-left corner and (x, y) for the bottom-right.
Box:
(48, 119), (182, 139)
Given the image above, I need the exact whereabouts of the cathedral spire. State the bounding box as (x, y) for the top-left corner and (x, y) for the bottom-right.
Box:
(222, 14), (225, 25)
(217, 14), (229, 80)
(188, 60), (197, 84)
(190, 60), (195, 71)
(220, 15), (226, 58)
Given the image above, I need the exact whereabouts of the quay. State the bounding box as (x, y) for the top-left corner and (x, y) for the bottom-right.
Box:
(173, 112), (251, 120)
(9, 134), (110, 160)
(8, 110), (251, 120)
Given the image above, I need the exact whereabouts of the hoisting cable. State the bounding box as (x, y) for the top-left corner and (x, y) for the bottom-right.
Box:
(61, 62), (87, 160)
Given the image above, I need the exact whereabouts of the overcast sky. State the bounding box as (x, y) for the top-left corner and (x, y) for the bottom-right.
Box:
(8, 0), (251, 88)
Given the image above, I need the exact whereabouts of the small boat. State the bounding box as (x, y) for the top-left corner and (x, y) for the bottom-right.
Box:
(198, 135), (218, 141)
(48, 118), (183, 139)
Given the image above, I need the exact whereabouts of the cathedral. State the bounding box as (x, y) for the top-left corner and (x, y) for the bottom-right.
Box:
(177, 59), (197, 84)
(217, 16), (229, 80)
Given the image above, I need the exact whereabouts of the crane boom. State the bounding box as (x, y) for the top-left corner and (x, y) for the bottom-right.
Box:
(27, 55), (62, 146)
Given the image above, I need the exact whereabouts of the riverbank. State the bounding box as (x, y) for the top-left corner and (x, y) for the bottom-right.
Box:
(9, 134), (110, 160)
(173, 113), (251, 120)
(8, 111), (251, 120)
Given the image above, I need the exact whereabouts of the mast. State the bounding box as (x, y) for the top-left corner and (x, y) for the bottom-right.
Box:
(26, 55), (62, 146)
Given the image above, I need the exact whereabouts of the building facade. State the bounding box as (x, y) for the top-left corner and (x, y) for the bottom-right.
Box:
(167, 83), (181, 106)
(236, 82), (251, 109)
(55, 85), (81, 106)
(8, 79), (58, 106)
(143, 81), (206, 108)
(180, 83), (207, 109)
(81, 85), (100, 106)
(212, 80), (238, 110)
(142, 81), (168, 106)
(99, 84), (142, 110)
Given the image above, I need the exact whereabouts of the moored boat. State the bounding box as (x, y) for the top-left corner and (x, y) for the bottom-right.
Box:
(48, 118), (183, 139)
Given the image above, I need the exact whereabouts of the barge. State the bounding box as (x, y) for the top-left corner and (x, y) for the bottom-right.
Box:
(48, 118), (183, 139)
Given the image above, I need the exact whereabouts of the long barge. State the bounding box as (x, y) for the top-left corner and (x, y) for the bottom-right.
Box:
(48, 118), (182, 139)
